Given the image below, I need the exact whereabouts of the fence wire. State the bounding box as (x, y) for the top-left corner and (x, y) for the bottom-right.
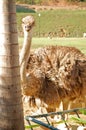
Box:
(25, 108), (86, 130)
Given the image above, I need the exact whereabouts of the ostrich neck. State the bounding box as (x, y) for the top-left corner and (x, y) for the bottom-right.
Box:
(20, 30), (32, 83)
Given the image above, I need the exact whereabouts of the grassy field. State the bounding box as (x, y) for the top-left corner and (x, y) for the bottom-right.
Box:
(16, 6), (86, 37)
(19, 37), (86, 54)
(17, 6), (86, 55)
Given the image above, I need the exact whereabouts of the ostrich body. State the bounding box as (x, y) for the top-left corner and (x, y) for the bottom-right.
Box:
(20, 15), (86, 112)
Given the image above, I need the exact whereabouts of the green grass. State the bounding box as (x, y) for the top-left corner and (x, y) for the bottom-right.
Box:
(17, 6), (86, 54)
(16, 8), (86, 37)
(19, 37), (86, 54)
(35, 9), (86, 37)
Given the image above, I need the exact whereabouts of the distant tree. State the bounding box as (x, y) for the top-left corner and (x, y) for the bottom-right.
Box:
(80, 0), (86, 1)
(16, 0), (29, 4)
(16, 0), (86, 4)
(67, 0), (86, 2)
(16, 0), (42, 4)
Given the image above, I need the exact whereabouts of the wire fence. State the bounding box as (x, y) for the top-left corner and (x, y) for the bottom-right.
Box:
(25, 108), (86, 130)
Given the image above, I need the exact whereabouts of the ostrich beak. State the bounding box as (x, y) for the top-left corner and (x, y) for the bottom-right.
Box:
(25, 24), (32, 31)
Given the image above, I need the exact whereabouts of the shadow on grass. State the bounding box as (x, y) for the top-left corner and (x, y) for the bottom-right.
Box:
(16, 5), (36, 13)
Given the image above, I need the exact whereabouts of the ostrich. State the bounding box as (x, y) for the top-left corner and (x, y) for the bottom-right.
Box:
(20, 15), (86, 113)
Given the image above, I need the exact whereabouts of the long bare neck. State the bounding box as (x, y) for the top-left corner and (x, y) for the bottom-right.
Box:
(20, 30), (33, 83)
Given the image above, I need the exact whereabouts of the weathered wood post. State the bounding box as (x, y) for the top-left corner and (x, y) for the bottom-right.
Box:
(0, 0), (24, 130)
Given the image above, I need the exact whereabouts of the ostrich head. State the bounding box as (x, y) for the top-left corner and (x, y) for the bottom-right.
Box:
(22, 15), (35, 33)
